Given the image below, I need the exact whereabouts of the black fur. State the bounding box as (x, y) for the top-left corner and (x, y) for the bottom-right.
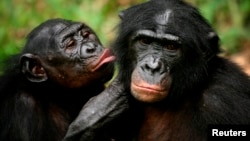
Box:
(111, 0), (250, 140)
(0, 18), (114, 141)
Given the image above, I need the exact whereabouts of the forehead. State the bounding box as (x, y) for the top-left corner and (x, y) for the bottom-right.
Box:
(155, 10), (173, 26)
(121, 0), (200, 36)
(153, 9), (175, 35)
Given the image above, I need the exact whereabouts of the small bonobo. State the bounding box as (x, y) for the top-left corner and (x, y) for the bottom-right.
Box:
(64, 0), (250, 141)
(0, 18), (123, 141)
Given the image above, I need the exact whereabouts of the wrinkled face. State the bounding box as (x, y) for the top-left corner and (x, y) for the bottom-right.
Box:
(41, 22), (115, 88)
(129, 10), (182, 103)
(115, 0), (219, 104)
(130, 30), (181, 103)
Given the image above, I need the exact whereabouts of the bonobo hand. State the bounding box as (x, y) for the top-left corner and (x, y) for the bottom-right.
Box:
(62, 77), (129, 141)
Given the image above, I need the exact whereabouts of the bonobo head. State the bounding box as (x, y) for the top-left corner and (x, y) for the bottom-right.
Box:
(20, 19), (115, 88)
(113, 0), (220, 104)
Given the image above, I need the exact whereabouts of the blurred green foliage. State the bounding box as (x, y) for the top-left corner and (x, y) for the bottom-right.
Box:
(0, 0), (250, 73)
(189, 0), (250, 54)
(0, 0), (145, 72)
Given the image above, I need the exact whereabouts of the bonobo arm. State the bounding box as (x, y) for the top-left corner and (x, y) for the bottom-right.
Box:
(62, 78), (129, 141)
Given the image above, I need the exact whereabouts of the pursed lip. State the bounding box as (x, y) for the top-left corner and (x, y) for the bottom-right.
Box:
(91, 49), (116, 72)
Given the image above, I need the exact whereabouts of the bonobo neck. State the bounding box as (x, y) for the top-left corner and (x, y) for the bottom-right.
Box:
(20, 78), (105, 104)
(136, 103), (194, 141)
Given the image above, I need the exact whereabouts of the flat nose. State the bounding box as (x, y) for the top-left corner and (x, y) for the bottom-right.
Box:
(141, 57), (163, 75)
(85, 43), (96, 54)
(80, 42), (101, 58)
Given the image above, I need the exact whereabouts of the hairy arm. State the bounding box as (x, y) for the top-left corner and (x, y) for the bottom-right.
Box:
(62, 78), (129, 141)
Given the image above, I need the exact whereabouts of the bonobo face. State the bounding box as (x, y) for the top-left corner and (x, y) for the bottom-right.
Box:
(114, 0), (220, 105)
(21, 19), (115, 88)
(116, 3), (185, 103)
(130, 29), (181, 103)
(50, 23), (115, 88)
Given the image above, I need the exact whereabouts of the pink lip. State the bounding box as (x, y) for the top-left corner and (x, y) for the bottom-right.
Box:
(132, 82), (166, 93)
(91, 49), (116, 72)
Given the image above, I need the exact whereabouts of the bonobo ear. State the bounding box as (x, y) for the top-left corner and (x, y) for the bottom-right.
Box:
(208, 32), (220, 54)
(118, 11), (125, 19)
(204, 32), (220, 61)
(20, 53), (48, 82)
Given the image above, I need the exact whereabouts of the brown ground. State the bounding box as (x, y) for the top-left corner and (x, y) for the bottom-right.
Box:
(228, 43), (250, 76)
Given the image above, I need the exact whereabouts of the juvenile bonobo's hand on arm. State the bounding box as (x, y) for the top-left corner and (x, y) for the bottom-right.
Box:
(62, 78), (129, 141)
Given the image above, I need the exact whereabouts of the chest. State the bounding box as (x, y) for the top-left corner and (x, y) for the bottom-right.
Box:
(135, 107), (200, 141)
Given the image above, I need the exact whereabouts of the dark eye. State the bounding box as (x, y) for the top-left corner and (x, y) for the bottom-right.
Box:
(66, 38), (76, 48)
(82, 31), (90, 38)
(164, 44), (179, 51)
(139, 38), (153, 45)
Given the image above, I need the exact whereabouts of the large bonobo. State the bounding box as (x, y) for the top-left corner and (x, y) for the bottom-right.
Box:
(0, 18), (122, 141)
(112, 0), (250, 140)
(63, 0), (250, 141)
